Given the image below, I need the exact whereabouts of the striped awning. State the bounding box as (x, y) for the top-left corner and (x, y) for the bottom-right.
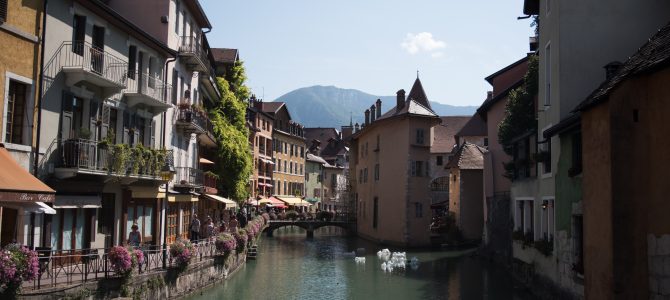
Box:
(203, 194), (238, 208)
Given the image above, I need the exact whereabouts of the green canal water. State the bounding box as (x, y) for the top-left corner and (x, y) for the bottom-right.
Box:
(188, 227), (531, 300)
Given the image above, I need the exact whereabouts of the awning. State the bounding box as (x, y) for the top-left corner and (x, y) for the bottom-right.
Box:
(276, 196), (309, 206)
(199, 158), (215, 165)
(130, 186), (165, 199)
(0, 146), (55, 203)
(54, 195), (102, 208)
(2, 201), (56, 214)
(168, 193), (199, 202)
(203, 194), (238, 208)
(260, 158), (275, 165)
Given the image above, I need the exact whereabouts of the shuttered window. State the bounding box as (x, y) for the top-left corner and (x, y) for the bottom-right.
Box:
(0, 0), (8, 23)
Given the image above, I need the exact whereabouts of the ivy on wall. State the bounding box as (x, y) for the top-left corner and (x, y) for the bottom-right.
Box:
(497, 54), (539, 156)
(209, 75), (252, 201)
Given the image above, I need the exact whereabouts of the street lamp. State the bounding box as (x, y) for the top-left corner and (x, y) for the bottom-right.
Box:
(160, 161), (175, 269)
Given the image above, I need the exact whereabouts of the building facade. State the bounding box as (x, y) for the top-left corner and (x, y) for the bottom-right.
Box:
(476, 56), (527, 256)
(513, 0), (670, 297)
(446, 142), (487, 241)
(247, 96), (274, 200)
(262, 102), (306, 203)
(0, 0), (54, 248)
(350, 78), (440, 247)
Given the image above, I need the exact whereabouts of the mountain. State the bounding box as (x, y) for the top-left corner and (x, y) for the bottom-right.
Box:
(272, 85), (478, 128)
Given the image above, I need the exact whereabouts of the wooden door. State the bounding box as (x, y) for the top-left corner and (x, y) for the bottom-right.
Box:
(167, 204), (178, 244)
(0, 207), (17, 247)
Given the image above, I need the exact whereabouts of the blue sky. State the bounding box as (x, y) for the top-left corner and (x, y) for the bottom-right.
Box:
(202, 0), (534, 107)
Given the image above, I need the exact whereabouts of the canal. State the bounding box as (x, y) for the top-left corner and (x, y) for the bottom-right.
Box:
(188, 227), (531, 300)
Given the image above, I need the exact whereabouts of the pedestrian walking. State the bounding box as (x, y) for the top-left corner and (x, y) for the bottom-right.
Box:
(205, 217), (215, 240)
(190, 214), (201, 242)
(229, 215), (238, 232)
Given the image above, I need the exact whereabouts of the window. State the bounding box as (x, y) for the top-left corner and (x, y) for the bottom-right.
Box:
(174, 0), (180, 33)
(300, 146), (304, 158)
(415, 202), (423, 218)
(571, 132), (582, 176)
(375, 135), (380, 151)
(373, 197), (378, 229)
(416, 129), (425, 144)
(514, 199), (535, 239)
(72, 15), (86, 55)
(363, 168), (368, 183)
(128, 46), (137, 79)
(545, 43), (551, 106)
(574, 216), (584, 275)
(484, 138), (489, 147)
(540, 199), (554, 240)
(277, 159), (281, 172)
(359, 169), (363, 184)
(290, 162), (293, 174)
(283, 161), (287, 173)
(290, 144), (294, 156)
(542, 139), (552, 174)
(0, 0), (7, 23)
(374, 164), (379, 181)
(436, 155), (443, 166)
(283, 181), (287, 195)
(171, 70), (178, 104)
(412, 161), (424, 177)
(4, 80), (28, 145)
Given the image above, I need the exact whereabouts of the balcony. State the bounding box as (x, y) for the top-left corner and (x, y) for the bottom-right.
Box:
(50, 138), (171, 181)
(203, 172), (218, 195)
(178, 36), (210, 74)
(174, 167), (203, 188)
(175, 106), (209, 134)
(124, 72), (172, 113)
(197, 117), (217, 148)
(44, 41), (128, 98)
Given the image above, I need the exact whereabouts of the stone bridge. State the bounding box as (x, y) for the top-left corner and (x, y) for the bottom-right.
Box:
(265, 220), (355, 238)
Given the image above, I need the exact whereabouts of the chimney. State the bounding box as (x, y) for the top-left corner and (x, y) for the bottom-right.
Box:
(604, 61), (622, 80)
(370, 105), (376, 122)
(376, 99), (382, 118)
(364, 109), (370, 126)
(342, 125), (353, 139)
(396, 89), (406, 110)
(354, 123), (360, 132)
(487, 91), (493, 100)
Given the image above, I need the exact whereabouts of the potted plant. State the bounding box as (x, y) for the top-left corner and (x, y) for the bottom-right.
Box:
(169, 239), (195, 270)
(0, 244), (39, 295)
(215, 233), (236, 257)
(78, 127), (92, 140)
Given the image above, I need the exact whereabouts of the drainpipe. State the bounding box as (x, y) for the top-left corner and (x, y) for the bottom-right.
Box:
(161, 56), (176, 268)
(33, 0), (48, 176)
(162, 57), (176, 148)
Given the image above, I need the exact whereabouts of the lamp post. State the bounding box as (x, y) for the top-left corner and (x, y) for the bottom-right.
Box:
(160, 161), (175, 269)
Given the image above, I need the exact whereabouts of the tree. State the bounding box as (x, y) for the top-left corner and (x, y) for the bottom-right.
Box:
(225, 60), (250, 102)
(209, 75), (252, 201)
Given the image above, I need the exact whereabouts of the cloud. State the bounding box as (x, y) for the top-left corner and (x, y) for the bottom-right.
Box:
(401, 32), (446, 57)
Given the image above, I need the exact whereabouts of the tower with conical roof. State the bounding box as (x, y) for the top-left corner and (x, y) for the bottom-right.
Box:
(406, 76), (432, 110)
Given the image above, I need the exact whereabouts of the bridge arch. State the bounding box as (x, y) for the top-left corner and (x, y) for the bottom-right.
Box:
(265, 220), (353, 238)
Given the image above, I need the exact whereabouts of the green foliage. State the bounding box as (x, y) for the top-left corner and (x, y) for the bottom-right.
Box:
(204, 170), (220, 179)
(225, 60), (250, 101)
(285, 210), (298, 220)
(208, 73), (252, 201)
(498, 55), (539, 156)
(112, 144), (131, 175)
(534, 236), (554, 256)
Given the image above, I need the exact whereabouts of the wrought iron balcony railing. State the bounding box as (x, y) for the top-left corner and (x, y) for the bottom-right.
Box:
(54, 138), (171, 179)
(178, 36), (210, 74)
(174, 167), (203, 187)
(125, 72), (172, 107)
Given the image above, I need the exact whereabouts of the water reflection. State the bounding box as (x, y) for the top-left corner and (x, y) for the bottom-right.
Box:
(188, 226), (530, 300)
